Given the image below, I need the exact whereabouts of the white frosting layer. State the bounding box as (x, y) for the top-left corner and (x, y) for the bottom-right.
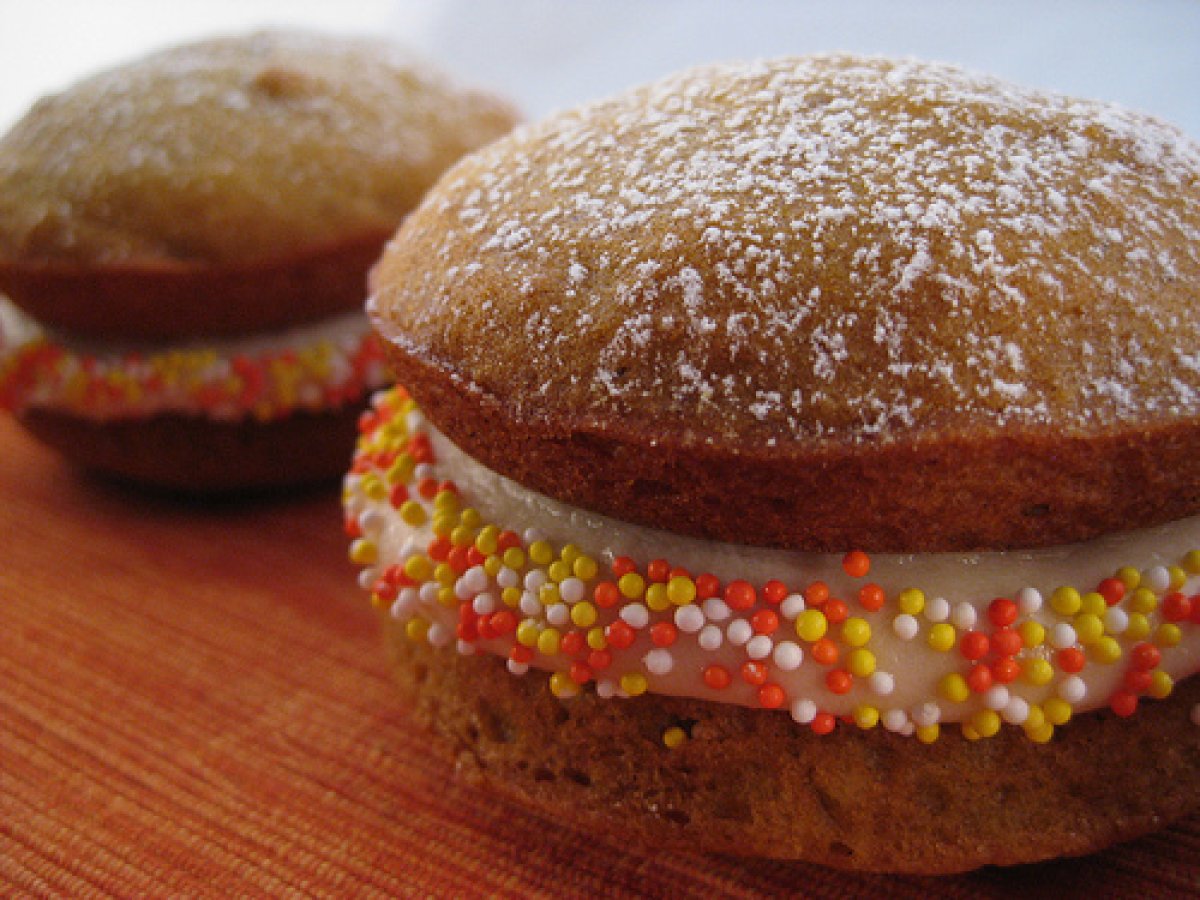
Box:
(345, 391), (1200, 738)
(0, 297), (389, 421)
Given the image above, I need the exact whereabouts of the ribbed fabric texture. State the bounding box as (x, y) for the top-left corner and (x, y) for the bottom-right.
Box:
(1, 417), (1196, 898)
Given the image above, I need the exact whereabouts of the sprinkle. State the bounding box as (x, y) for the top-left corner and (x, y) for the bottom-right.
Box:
(928, 623), (957, 652)
(1049, 623), (1078, 650)
(773, 641), (804, 671)
(1016, 587), (1044, 614)
(842, 550), (871, 578)
(780, 593), (806, 618)
(746, 635), (774, 660)
(662, 726), (687, 749)
(868, 671), (895, 696)
(791, 699), (817, 724)
(795, 609), (828, 642)
(892, 614), (920, 641)
(924, 595), (950, 622)
(950, 602), (977, 630)
(727, 619), (753, 646)
(1057, 675), (1087, 703)
(620, 603), (650, 629)
(644, 648), (674, 675)
(703, 597), (732, 622)
(704, 665), (732, 689)
(897, 588), (925, 615)
(1143, 566), (1172, 594)
(698, 624), (723, 651)
(620, 673), (648, 697)
(674, 604), (706, 633)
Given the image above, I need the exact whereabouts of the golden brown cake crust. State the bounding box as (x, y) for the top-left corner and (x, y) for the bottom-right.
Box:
(386, 628), (1200, 875)
(370, 55), (1200, 552)
(0, 29), (519, 337)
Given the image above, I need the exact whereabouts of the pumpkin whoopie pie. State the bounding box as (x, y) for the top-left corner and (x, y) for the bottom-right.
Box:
(344, 55), (1200, 872)
(0, 29), (518, 490)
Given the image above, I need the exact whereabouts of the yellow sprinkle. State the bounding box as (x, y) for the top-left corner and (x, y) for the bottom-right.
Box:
(369, 592), (389, 611)
(549, 672), (578, 699)
(667, 575), (697, 607)
(404, 555), (433, 582)
(560, 544), (582, 567)
(795, 609), (828, 642)
(1129, 587), (1159, 615)
(1050, 586), (1082, 616)
(483, 555), (503, 577)
(516, 619), (541, 647)
(1023, 657), (1054, 686)
(939, 672), (970, 703)
(405, 618), (430, 643)
(928, 623), (957, 653)
(1090, 635), (1122, 665)
(897, 587), (925, 615)
(433, 489), (459, 514)
(474, 525), (500, 556)
(537, 628), (561, 656)
(501, 586), (522, 608)
(1023, 704), (1046, 732)
(1019, 619), (1046, 648)
(841, 617), (871, 648)
(1025, 720), (1054, 744)
(1125, 612), (1151, 641)
(529, 540), (554, 566)
(916, 723), (940, 744)
(548, 560), (572, 583)
(1149, 669), (1174, 700)
(1117, 565), (1141, 590)
(1073, 613), (1104, 645)
(362, 475), (387, 502)
(847, 648), (876, 678)
(971, 709), (1001, 738)
(1154, 623), (1183, 648)
(587, 627), (607, 651)
(348, 538), (378, 566)
(1044, 697), (1073, 726)
(853, 705), (880, 729)
(573, 555), (599, 581)
(618, 572), (646, 600)
(1168, 565), (1188, 591)
(450, 525), (475, 548)
(432, 513), (457, 538)
(387, 453), (416, 485)
(502, 547), (527, 570)
(571, 601), (598, 628)
(962, 724), (982, 742)
(1182, 550), (1200, 575)
(399, 500), (427, 527)
(539, 583), (561, 606)
(621, 673), (648, 697)
(459, 508), (483, 530)
(645, 583), (670, 612)
(438, 587), (457, 607)
(1079, 592), (1107, 617)
(662, 726), (687, 749)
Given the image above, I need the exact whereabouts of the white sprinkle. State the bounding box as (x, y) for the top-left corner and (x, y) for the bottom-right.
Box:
(951, 602), (977, 629)
(791, 699), (817, 724)
(426, 623), (452, 647)
(1143, 565), (1171, 594)
(522, 527), (545, 544)
(472, 592), (496, 615)
(882, 709), (909, 732)
(726, 618), (753, 646)
(868, 671), (895, 696)
(496, 566), (520, 589)
(390, 589), (418, 620)
(703, 597), (732, 621)
(644, 648), (675, 675)
(358, 508), (386, 534)
(893, 613), (919, 640)
(546, 603), (570, 627)
(456, 639), (474, 656)
(506, 659), (529, 676)
(746, 635), (774, 660)
(1058, 675), (1087, 703)
(463, 565), (489, 594)
(596, 678), (616, 699)
(1002, 696), (1030, 725)
(983, 685), (1011, 711)
(772, 641), (803, 671)
(1016, 587), (1043, 615)
(519, 590), (541, 617)
(698, 624), (724, 651)
(413, 463), (435, 481)
(924, 596), (950, 623)
(621, 603), (650, 629)
(1050, 623), (1078, 649)
(780, 593), (806, 619)
(419, 582), (440, 604)
(675, 604), (706, 633)
(1103, 606), (1129, 635)
(523, 569), (548, 592)
(559, 577), (586, 604)
(912, 702), (941, 727)
(357, 568), (379, 591)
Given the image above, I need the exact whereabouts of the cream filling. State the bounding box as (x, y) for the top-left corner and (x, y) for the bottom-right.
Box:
(345, 396), (1200, 738)
(0, 296), (389, 421)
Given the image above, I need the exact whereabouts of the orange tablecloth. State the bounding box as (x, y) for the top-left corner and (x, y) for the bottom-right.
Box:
(2, 415), (1197, 898)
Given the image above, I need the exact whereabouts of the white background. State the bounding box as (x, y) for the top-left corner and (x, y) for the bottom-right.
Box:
(1, 0), (1199, 136)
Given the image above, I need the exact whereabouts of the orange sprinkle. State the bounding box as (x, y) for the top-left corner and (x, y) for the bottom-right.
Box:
(750, 609), (780, 636)
(811, 637), (839, 666)
(987, 597), (1018, 627)
(966, 663), (994, 694)
(388, 484), (409, 508)
(960, 630), (990, 661)
(741, 660), (768, 685)
(1097, 577), (1126, 606)
(650, 622), (678, 647)
(1162, 592), (1193, 622)
(703, 664), (732, 690)
(758, 683), (786, 708)
(417, 477), (439, 500)
(605, 620), (636, 650)
(427, 537), (452, 562)
(1130, 642), (1161, 671)
(811, 712), (837, 735)
(823, 598), (849, 625)
(569, 661), (593, 685)
(992, 657), (1021, 684)
(560, 630), (585, 656)
(509, 644), (533, 664)
(858, 583), (885, 612)
(1124, 669), (1152, 693)
(825, 669), (853, 694)
(594, 581), (621, 608)
(695, 573), (721, 600)
(842, 550), (870, 578)
(763, 579), (789, 605)
(588, 649), (612, 671)
(1110, 690), (1138, 717)
(647, 559), (671, 583)
(496, 529), (521, 551)
(725, 580), (757, 611)
(489, 610), (516, 635)
(805, 581), (830, 606)
(612, 556), (637, 577)
(991, 627), (1022, 658)
(1057, 647), (1086, 674)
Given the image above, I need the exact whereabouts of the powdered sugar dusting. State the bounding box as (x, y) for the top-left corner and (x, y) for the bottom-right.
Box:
(380, 54), (1200, 446)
